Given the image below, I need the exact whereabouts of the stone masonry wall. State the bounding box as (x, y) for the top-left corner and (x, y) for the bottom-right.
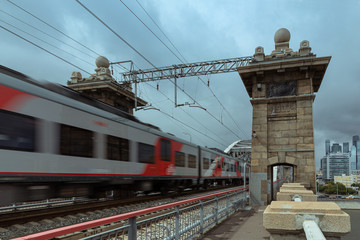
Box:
(250, 73), (316, 204)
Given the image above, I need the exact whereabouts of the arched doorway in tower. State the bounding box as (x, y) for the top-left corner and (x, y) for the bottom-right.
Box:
(269, 163), (296, 202)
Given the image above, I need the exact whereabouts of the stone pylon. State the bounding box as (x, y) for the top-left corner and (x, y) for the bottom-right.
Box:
(238, 28), (331, 205)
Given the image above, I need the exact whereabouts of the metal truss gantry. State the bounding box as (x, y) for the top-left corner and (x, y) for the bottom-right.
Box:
(122, 56), (253, 83)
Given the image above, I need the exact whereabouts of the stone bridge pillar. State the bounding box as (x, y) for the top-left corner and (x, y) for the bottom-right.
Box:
(238, 28), (331, 205)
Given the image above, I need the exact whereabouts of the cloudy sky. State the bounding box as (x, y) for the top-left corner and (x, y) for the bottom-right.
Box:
(1, 0), (359, 169)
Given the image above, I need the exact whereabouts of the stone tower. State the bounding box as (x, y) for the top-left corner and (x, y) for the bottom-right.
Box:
(238, 28), (331, 205)
(68, 56), (147, 115)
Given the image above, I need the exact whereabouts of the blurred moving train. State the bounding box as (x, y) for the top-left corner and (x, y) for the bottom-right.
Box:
(0, 65), (248, 205)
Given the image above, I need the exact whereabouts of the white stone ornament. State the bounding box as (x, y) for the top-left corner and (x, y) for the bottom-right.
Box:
(96, 56), (110, 68)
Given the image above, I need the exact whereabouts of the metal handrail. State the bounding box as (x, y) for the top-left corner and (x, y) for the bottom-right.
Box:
(12, 186), (249, 240)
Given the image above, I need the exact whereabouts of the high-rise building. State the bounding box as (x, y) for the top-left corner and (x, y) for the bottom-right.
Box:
(331, 143), (342, 153)
(353, 135), (359, 147)
(325, 139), (330, 155)
(321, 153), (350, 181)
(350, 145), (357, 170)
(357, 140), (360, 169)
(343, 142), (349, 153)
(353, 136), (360, 169)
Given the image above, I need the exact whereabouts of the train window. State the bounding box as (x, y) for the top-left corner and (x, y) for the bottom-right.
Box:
(0, 109), (36, 152)
(106, 135), (129, 161)
(161, 139), (171, 161)
(138, 142), (155, 164)
(175, 151), (185, 167)
(188, 154), (196, 168)
(203, 158), (209, 169)
(60, 124), (93, 157)
(217, 159), (221, 168)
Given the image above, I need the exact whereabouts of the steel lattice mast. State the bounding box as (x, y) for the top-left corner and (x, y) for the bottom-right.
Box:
(122, 56), (253, 83)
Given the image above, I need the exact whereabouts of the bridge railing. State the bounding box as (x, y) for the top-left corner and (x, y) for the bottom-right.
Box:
(14, 186), (248, 240)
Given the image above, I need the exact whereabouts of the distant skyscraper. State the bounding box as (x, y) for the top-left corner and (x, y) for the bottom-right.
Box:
(353, 135), (359, 147)
(351, 145), (357, 170)
(321, 153), (350, 180)
(331, 143), (342, 153)
(357, 140), (360, 169)
(325, 139), (330, 155)
(343, 142), (350, 153)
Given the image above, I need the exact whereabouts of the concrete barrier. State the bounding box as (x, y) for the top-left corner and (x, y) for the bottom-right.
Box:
(263, 201), (351, 240)
(280, 185), (307, 191)
(278, 184), (316, 202)
(277, 189), (317, 202)
(263, 183), (351, 239)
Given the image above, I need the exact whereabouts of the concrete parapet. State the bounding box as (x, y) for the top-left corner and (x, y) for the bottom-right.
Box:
(277, 189), (317, 202)
(263, 201), (350, 239)
(282, 183), (303, 187)
(280, 185), (307, 191)
(279, 188), (312, 194)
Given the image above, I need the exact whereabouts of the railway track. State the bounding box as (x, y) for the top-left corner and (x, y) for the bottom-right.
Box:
(0, 186), (246, 240)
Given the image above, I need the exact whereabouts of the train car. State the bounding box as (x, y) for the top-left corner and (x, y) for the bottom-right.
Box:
(199, 147), (244, 188)
(0, 65), (245, 205)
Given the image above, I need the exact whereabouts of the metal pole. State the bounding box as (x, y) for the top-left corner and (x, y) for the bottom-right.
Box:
(200, 200), (204, 234)
(134, 80), (138, 110)
(215, 198), (219, 224)
(243, 163), (246, 188)
(128, 217), (137, 240)
(174, 76), (177, 107)
(175, 206), (180, 240)
(226, 194), (229, 217)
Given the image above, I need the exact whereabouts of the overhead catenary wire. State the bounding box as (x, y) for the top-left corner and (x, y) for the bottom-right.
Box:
(75, 0), (243, 140)
(3, 1), (132, 82)
(144, 82), (229, 148)
(2, 2), (215, 145)
(135, 0), (187, 63)
(122, 0), (250, 139)
(154, 106), (227, 148)
(2, 1), (236, 147)
(0, 19), (94, 67)
(0, 24), (91, 75)
(75, 0), (156, 69)
(138, 82), (227, 148)
(133, 72), (226, 147)
(4, 0), (227, 148)
(129, 63), (230, 147)
(0, 9), (95, 60)
(7, 0), (101, 58)
(119, 0), (183, 64)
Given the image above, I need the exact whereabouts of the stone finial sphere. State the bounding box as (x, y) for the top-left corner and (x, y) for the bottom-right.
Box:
(274, 28), (291, 43)
(96, 56), (110, 68)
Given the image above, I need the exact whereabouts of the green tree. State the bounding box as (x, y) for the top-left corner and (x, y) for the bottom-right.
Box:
(348, 188), (356, 194)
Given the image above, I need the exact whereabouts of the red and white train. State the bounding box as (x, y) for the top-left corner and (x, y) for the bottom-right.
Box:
(0, 65), (247, 205)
